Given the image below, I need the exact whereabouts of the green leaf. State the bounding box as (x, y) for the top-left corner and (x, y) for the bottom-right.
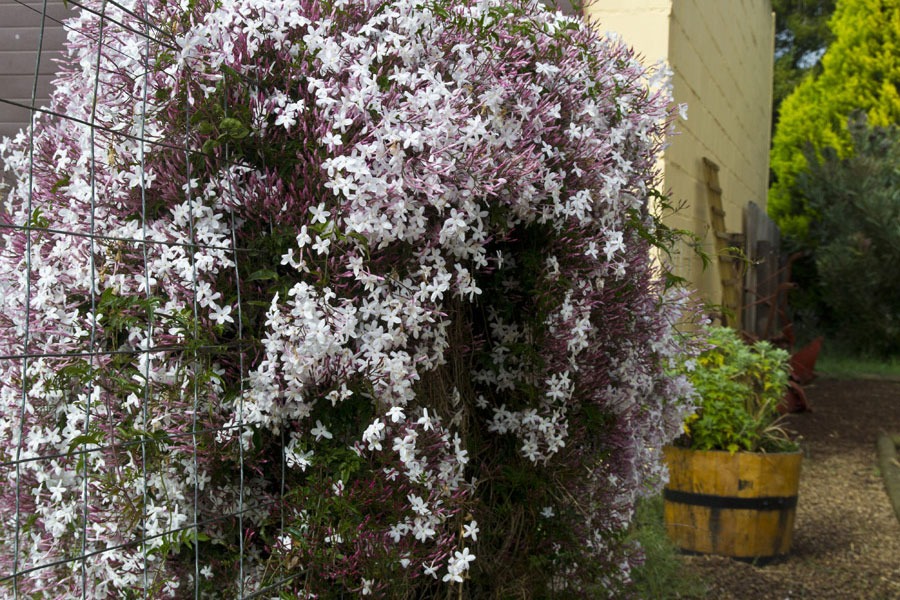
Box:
(219, 117), (250, 140)
(247, 300), (274, 307)
(28, 208), (49, 229)
(67, 432), (103, 457)
(202, 138), (219, 155)
(246, 269), (279, 282)
(51, 174), (71, 193)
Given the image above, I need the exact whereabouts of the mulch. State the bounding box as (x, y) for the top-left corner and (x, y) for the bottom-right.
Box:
(679, 377), (900, 600)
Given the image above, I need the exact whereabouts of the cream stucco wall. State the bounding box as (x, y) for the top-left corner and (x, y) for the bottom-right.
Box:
(583, 0), (672, 64)
(584, 1), (775, 310)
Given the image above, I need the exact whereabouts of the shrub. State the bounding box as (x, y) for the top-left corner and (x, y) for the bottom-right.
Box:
(0, 0), (694, 597)
(794, 113), (900, 356)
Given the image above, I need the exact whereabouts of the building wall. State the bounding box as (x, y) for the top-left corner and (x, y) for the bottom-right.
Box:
(584, 1), (775, 310)
(0, 0), (71, 141)
(584, 0), (672, 65)
(666, 0), (775, 304)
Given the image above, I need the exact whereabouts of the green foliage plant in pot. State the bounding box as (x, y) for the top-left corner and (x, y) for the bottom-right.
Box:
(663, 326), (802, 563)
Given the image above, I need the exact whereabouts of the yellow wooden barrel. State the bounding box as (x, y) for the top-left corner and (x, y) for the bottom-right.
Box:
(662, 446), (802, 562)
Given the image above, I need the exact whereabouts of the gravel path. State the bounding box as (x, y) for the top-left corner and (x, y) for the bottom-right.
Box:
(681, 378), (900, 599)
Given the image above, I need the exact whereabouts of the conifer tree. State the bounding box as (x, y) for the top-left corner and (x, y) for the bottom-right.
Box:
(772, 0), (835, 120)
(769, 0), (900, 238)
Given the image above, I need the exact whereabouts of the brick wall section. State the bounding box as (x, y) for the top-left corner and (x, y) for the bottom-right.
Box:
(0, 0), (71, 141)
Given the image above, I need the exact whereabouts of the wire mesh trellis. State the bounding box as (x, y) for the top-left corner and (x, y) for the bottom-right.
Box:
(0, 1), (274, 597)
(0, 0), (699, 598)
(1, 1), (489, 596)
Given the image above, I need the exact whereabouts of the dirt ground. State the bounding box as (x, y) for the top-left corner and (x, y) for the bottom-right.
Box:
(680, 377), (900, 599)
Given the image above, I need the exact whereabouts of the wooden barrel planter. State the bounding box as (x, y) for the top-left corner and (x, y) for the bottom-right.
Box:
(662, 446), (802, 563)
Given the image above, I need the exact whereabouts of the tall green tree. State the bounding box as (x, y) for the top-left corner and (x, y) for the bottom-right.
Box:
(772, 0), (836, 120)
(769, 0), (900, 239)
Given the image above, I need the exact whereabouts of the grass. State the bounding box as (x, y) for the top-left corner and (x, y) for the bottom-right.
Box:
(627, 495), (707, 599)
(813, 346), (900, 380)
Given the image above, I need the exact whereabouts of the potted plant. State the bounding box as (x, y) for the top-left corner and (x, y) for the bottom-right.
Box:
(663, 326), (801, 563)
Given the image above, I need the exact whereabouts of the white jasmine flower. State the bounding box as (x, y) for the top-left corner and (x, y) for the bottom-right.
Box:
(361, 578), (373, 595)
(310, 420), (332, 441)
(407, 494), (429, 516)
(463, 521), (479, 541)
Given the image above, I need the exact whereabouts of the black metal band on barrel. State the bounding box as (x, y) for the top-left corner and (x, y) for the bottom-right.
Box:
(664, 489), (798, 511)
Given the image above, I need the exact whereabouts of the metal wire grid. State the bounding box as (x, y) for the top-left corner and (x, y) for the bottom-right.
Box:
(0, 1), (285, 597)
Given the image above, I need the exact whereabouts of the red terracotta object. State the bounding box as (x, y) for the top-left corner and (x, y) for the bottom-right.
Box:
(779, 337), (823, 413)
(791, 337), (823, 386)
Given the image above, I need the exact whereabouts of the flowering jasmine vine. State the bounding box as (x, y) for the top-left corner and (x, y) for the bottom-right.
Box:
(0, 0), (696, 597)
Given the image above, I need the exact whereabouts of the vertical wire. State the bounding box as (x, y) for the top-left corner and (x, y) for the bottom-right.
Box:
(281, 428), (286, 533)
(221, 67), (247, 599)
(137, 3), (153, 597)
(182, 57), (202, 600)
(11, 0), (50, 596)
(245, 46), (286, 597)
(80, 2), (109, 597)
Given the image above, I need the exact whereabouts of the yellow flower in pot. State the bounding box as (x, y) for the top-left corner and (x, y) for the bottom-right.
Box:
(664, 326), (801, 563)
